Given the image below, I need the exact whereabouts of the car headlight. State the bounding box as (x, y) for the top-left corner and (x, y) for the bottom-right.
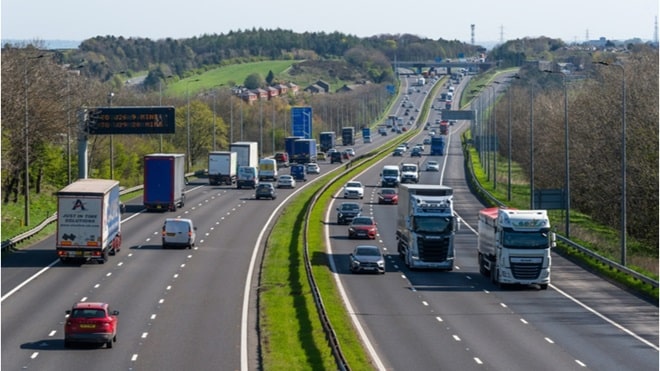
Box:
(377, 260), (385, 267)
(348, 227), (355, 233)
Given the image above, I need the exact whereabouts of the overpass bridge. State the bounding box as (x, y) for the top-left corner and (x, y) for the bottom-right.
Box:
(394, 60), (494, 75)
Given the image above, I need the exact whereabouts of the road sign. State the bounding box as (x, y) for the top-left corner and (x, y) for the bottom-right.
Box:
(441, 110), (475, 120)
(86, 106), (176, 135)
(534, 189), (565, 210)
(291, 106), (312, 139)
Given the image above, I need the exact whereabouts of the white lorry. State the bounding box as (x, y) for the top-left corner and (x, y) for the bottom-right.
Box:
(477, 207), (555, 289)
(208, 151), (237, 185)
(56, 178), (122, 264)
(230, 141), (259, 169)
(396, 185), (456, 270)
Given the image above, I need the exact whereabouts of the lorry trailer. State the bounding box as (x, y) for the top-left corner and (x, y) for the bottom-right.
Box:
(56, 178), (122, 264)
(208, 151), (237, 185)
(143, 153), (186, 211)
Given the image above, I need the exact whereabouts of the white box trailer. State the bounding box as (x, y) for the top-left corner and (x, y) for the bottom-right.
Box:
(208, 151), (237, 185)
(56, 178), (122, 264)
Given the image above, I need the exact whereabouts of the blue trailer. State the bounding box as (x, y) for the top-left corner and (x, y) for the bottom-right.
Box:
(430, 136), (445, 156)
(285, 136), (303, 160)
(143, 153), (186, 211)
(319, 132), (336, 152)
(291, 139), (318, 164)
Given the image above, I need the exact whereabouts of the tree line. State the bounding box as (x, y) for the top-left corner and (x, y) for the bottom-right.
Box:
(490, 46), (658, 255)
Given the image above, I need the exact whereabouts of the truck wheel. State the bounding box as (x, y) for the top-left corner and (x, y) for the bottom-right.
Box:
(99, 250), (108, 264)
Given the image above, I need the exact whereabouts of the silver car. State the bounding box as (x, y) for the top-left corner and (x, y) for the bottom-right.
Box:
(349, 245), (385, 274)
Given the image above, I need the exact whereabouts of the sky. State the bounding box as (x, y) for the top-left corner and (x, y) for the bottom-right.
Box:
(2, 0), (658, 47)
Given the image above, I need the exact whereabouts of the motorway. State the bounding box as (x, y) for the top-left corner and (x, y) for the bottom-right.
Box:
(2, 75), (657, 371)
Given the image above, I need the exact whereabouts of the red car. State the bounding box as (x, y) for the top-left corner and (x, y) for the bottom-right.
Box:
(378, 188), (398, 205)
(348, 216), (378, 239)
(64, 302), (119, 348)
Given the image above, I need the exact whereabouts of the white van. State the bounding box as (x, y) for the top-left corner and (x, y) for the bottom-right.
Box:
(259, 158), (278, 181)
(380, 165), (401, 187)
(162, 218), (196, 249)
(237, 166), (259, 189)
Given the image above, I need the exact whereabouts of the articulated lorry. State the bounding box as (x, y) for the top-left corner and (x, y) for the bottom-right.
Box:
(478, 208), (554, 289)
(362, 127), (372, 143)
(144, 153), (186, 211)
(397, 185), (456, 270)
(291, 138), (318, 164)
(319, 132), (336, 153)
(56, 178), (122, 264)
(230, 141), (259, 169)
(430, 136), (445, 156)
(208, 151), (237, 185)
(341, 127), (355, 146)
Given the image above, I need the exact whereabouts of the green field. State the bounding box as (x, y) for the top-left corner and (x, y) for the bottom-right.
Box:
(164, 60), (298, 96)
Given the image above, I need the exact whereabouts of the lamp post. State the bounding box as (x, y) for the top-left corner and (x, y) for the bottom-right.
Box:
(230, 94), (234, 143)
(108, 92), (115, 179)
(544, 69), (570, 237)
(23, 54), (46, 226)
(478, 83), (496, 184)
(529, 83), (535, 209)
(212, 90), (217, 151)
(507, 85), (512, 201)
(186, 79), (200, 173)
(595, 61), (627, 265)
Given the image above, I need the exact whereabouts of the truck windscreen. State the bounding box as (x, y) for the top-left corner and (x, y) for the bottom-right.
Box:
(502, 230), (549, 249)
(413, 216), (453, 233)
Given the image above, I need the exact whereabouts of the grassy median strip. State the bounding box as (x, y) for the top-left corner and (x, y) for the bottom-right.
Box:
(260, 156), (402, 369)
(259, 83), (437, 369)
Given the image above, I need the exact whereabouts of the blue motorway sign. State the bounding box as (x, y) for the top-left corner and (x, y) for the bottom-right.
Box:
(291, 106), (312, 139)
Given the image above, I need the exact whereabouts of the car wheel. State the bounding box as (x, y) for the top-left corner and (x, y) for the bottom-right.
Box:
(107, 339), (113, 348)
(64, 339), (72, 348)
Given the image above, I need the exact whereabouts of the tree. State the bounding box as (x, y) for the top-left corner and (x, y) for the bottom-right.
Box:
(244, 73), (264, 89)
(265, 70), (275, 85)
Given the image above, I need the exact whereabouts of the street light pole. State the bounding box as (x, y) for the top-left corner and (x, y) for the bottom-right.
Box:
(108, 92), (114, 179)
(186, 79), (200, 173)
(530, 84), (535, 209)
(507, 86), (512, 201)
(595, 61), (627, 265)
(23, 54), (46, 226)
(544, 69), (570, 237)
(24, 60), (30, 227)
(212, 91), (217, 151)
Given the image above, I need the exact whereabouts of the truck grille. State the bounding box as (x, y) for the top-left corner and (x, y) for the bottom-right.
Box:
(510, 263), (542, 279)
(416, 236), (449, 262)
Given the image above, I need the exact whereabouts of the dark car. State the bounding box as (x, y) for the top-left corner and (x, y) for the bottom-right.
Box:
(255, 182), (276, 200)
(378, 188), (398, 205)
(393, 148), (404, 156)
(411, 147), (423, 157)
(65, 302), (119, 348)
(349, 245), (385, 274)
(336, 202), (361, 224)
(330, 151), (343, 164)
